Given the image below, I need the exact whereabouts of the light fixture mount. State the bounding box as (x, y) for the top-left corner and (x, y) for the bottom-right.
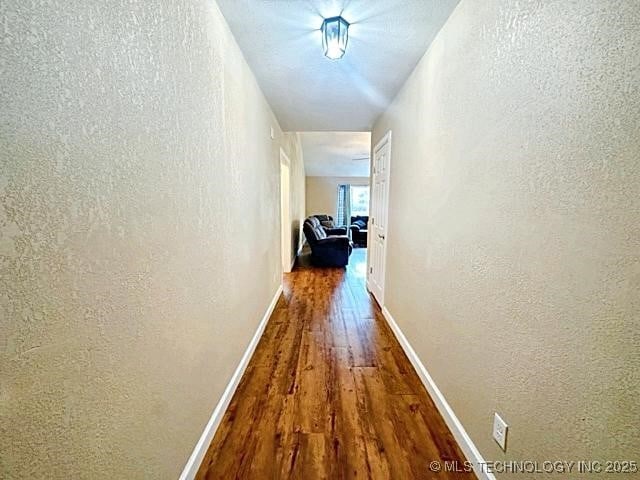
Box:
(321, 16), (349, 60)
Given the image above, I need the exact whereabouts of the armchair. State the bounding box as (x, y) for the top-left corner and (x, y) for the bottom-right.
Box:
(349, 215), (368, 247)
(312, 214), (347, 236)
(303, 216), (353, 267)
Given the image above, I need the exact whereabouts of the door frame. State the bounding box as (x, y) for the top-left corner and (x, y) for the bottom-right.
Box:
(280, 148), (292, 273)
(367, 130), (392, 307)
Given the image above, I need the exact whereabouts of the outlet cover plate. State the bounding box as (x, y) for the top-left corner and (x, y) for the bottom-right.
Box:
(493, 413), (508, 451)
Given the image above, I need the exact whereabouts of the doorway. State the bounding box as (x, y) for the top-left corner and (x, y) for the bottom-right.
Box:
(280, 149), (292, 273)
(367, 131), (391, 306)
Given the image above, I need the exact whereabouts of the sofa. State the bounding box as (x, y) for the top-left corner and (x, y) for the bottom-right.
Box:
(349, 215), (368, 247)
(303, 216), (353, 267)
(311, 214), (348, 235)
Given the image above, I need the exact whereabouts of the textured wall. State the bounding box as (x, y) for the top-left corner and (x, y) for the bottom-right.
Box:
(306, 176), (370, 218)
(373, 0), (640, 475)
(0, 0), (288, 478)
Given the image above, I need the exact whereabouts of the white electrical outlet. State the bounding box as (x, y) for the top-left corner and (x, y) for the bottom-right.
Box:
(492, 413), (508, 451)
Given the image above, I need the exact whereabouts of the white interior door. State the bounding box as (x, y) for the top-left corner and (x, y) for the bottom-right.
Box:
(367, 131), (391, 306)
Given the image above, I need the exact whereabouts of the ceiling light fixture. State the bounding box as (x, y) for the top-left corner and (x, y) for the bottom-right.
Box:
(321, 16), (349, 60)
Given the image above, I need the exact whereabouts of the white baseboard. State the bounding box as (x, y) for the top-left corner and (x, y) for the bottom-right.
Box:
(381, 306), (495, 480)
(178, 284), (284, 480)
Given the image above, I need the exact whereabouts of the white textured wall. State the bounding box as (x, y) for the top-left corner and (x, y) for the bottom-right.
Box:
(0, 1), (290, 478)
(373, 0), (640, 474)
(306, 176), (370, 219)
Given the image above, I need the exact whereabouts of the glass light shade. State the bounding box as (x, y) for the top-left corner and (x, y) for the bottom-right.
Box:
(321, 16), (349, 60)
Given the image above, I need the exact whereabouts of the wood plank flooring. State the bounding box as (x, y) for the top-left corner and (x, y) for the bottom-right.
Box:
(196, 248), (475, 479)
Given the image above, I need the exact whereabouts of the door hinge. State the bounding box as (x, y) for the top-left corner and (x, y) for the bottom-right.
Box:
(369, 266), (373, 274)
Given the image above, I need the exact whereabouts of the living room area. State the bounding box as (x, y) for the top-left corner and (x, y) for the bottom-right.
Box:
(300, 132), (371, 269)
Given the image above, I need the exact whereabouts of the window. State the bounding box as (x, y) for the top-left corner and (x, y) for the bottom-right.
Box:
(337, 184), (369, 226)
(350, 185), (369, 217)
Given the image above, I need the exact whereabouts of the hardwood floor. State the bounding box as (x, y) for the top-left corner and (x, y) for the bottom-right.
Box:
(196, 248), (475, 479)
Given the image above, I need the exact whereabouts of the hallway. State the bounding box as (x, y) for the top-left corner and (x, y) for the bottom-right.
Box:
(3, 1), (638, 478)
(196, 249), (474, 479)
